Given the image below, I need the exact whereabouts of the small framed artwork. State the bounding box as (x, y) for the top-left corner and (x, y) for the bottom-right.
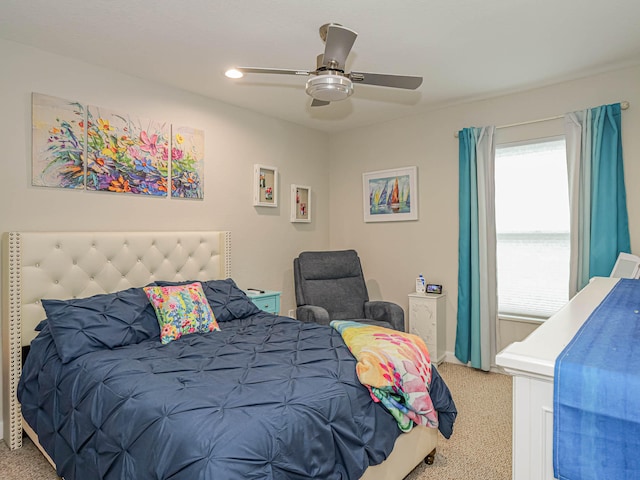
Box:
(253, 164), (278, 207)
(363, 166), (418, 222)
(291, 184), (311, 223)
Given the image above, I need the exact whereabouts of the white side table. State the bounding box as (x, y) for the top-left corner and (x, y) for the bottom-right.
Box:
(408, 292), (446, 364)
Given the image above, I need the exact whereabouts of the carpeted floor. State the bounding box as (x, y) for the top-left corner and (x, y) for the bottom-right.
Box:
(405, 362), (512, 480)
(0, 362), (511, 479)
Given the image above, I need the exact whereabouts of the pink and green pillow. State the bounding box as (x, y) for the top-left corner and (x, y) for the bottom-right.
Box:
(144, 282), (220, 344)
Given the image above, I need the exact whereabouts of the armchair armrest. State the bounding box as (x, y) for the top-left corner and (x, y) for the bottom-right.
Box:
(296, 305), (331, 325)
(364, 301), (405, 331)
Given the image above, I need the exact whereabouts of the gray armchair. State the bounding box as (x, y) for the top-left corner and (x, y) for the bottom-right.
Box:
(293, 250), (405, 331)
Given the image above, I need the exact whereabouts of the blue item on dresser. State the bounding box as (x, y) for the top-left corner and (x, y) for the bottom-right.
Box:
(554, 279), (640, 480)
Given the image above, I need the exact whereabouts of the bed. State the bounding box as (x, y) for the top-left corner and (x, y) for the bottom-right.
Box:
(2, 231), (452, 479)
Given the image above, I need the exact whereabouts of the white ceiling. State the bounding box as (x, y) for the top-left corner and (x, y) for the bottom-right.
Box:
(2, 0), (640, 133)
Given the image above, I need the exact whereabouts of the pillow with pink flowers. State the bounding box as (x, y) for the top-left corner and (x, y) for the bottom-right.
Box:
(144, 282), (220, 344)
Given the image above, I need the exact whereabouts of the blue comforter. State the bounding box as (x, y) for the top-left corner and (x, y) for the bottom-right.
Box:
(19, 312), (452, 479)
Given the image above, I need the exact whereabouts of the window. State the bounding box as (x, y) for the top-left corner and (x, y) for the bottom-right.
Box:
(495, 138), (569, 319)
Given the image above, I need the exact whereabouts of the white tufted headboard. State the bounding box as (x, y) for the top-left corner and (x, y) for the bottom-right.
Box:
(1, 231), (231, 450)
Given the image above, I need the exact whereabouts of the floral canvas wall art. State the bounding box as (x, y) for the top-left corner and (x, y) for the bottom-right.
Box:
(86, 105), (169, 196)
(32, 93), (85, 189)
(171, 126), (204, 199)
(31, 93), (204, 199)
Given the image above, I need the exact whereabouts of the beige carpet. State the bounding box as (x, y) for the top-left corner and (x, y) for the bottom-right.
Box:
(0, 362), (512, 479)
(405, 362), (512, 480)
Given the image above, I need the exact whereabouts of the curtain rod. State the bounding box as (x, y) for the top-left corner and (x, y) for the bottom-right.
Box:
(453, 101), (630, 138)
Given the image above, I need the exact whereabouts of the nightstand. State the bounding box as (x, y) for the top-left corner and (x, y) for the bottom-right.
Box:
(244, 290), (281, 315)
(408, 292), (446, 364)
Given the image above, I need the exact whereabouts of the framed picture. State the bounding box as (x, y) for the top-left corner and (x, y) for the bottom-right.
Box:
(363, 166), (418, 222)
(291, 184), (311, 223)
(253, 164), (278, 207)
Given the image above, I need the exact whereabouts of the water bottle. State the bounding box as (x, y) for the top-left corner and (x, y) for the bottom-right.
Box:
(416, 274), (426, 293)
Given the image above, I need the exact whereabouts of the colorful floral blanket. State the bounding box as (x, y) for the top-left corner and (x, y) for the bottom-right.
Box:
(331, 320), (438, 432)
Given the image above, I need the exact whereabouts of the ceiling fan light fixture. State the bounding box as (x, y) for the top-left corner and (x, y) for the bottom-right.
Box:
(305, 74), (353, 102)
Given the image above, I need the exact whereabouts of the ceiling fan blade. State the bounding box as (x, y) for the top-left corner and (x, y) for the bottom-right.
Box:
(235, 67), (311, 76)
(349, 71), (423, 90)
(311, 99), (330, 107)
(323, 24), (357, 70)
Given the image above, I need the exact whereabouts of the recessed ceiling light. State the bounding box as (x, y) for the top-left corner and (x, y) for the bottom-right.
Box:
(225, 69), (243, 79)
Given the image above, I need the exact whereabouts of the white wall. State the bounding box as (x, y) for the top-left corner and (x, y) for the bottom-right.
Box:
(0, 39), (332, 430)
(328, 64), (640, 360)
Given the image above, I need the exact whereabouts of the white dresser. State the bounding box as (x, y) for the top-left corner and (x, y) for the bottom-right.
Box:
(408, 292), (446, 364)
(495, 277), (619, 480)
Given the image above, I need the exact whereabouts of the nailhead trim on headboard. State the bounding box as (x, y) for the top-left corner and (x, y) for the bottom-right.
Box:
(3, 232), (23, 449)
(224, 231), (232, 278)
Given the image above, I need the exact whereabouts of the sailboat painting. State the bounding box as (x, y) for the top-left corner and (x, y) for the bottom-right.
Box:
(362, 166), (418, 222)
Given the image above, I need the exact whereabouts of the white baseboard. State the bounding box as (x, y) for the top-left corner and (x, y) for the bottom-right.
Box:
(444, 351), (463, 364)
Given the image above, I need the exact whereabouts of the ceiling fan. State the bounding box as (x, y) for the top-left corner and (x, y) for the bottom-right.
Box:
(225, 23), (423, 107)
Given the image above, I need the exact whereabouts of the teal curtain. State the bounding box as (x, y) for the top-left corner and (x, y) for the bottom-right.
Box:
(455, 126), (496, 371)
(566, 103), (630, 296)
(455, 128), (478, 366)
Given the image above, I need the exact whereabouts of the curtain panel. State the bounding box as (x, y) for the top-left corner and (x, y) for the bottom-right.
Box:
(455, 126), (497, 372)
(565, 103), (630, 297)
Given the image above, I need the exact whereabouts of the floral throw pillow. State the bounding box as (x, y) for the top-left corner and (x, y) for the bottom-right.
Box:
(144, 282), (220, 344)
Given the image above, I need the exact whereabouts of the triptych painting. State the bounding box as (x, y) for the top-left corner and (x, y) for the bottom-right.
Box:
(32, 93), (204, 199)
